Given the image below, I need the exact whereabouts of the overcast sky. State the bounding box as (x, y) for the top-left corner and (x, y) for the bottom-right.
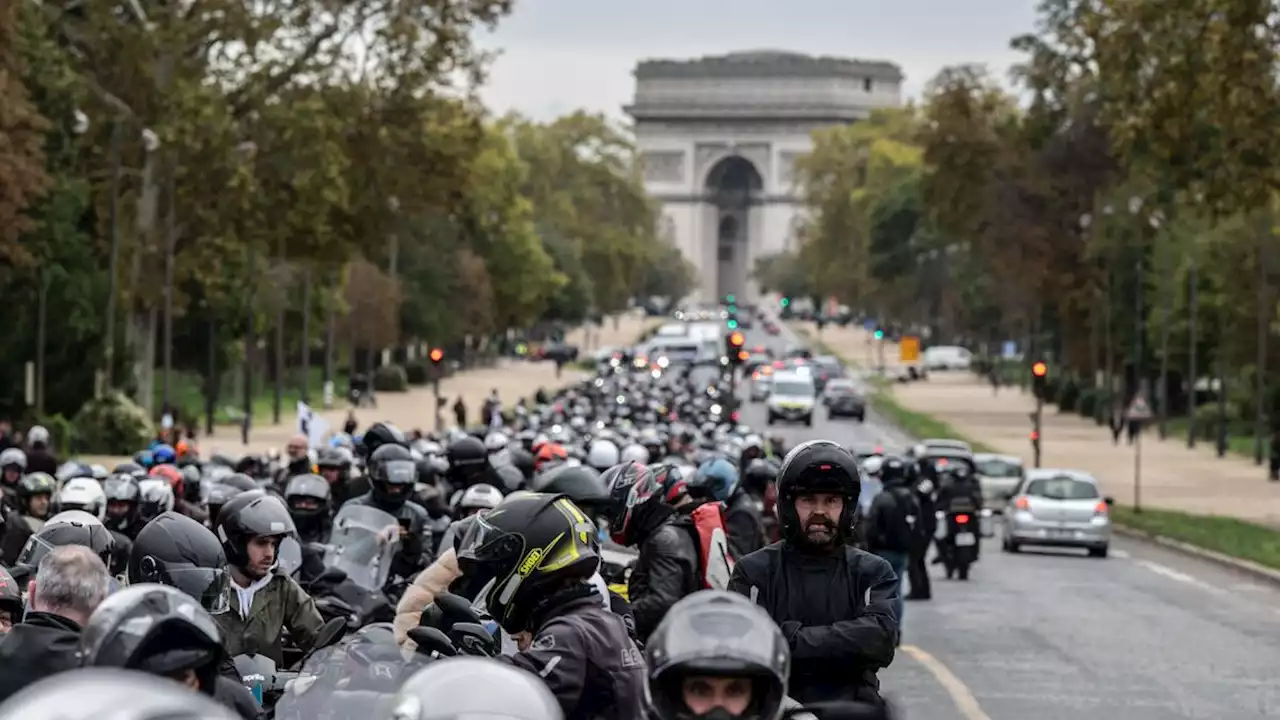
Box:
(474, 0), (1041, 121)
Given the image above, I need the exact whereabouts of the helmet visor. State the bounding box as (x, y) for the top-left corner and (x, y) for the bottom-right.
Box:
(168, 566), (231, 614)
(383, 460), (417, 486)
(456, 517), (523, 572)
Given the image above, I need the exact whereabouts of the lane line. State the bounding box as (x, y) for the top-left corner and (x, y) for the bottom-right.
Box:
(1134, 559), (1226, 595)
(900, 644), (992, 720)
(1111, 549), (1130, 559)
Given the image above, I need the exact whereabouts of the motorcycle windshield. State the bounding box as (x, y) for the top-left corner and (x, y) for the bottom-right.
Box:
(322, 505), (400, 590)
(276, 536), (303, 578)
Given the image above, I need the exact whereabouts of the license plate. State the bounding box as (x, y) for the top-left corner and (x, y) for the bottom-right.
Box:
(1048, 528), (1072, 538)
(954, 532), (976, 547)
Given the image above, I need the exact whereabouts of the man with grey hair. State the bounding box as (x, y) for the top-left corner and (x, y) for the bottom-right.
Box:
(0, 544), (111, 702)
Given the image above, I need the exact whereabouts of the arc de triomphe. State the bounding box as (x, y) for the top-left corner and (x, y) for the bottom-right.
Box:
(626, 50), (903, 305)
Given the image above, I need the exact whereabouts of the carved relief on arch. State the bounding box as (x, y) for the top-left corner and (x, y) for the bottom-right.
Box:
(642, 151), (686, 183)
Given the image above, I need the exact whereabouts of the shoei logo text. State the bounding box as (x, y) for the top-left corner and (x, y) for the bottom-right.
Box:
(519, 549), (543, 576)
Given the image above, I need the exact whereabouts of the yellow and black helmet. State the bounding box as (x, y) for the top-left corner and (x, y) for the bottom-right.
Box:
(456, 491), (600, 633)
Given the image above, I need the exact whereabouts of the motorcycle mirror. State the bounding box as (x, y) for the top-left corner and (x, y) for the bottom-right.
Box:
(448, 622), (498, 657)
(313, 617), (347, 651)
(434, 591), (483, 626)
(407, 626), (458, 657)
(418, 602), (445, 630)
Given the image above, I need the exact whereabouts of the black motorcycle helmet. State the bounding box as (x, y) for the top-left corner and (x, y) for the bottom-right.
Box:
(128, 512), (230, 614)
(456, 492), (600, 634)
(284, 474), (332, 524)
(0, 668), (240, 720)
(742, 458), (778, 498)
(369, 443), (416, 509)
(775, 440), (861, 544)
(111, 461), (146, 478)
(18, 510), (115, 571)
(361, 422), (408, 460)
(531, 464), (610, 517)
(204, 484), (245, 529)
(492, 463), (525, 494)
(103, 474), (142, 534)
(221, 473), (259, 492)
(879, 455), (908, 486)
(180, 466), (202, 503)
(446, 436), (488, 486)
(78, 583), (225, 697)
(214, 491), (297, 569)
(646, 590), (790, 720)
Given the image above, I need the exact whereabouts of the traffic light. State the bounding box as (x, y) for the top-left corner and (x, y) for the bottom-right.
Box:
(780, 297), (790, 307)
(726, 331), (746, 366)
(429, 348), (444, 364)
(727, 319), (739, 330)
(1031, 361), (1048, 397)
(725, 293), (736, 305)
(874, 329), (885, 340)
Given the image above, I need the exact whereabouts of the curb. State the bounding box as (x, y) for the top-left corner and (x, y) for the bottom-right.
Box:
(1111, 524), (1280, 588)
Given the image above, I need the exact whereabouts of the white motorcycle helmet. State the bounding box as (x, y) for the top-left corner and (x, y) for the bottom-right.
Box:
(456, 483), (504, 516)
(56, 478), (107, 521)
(586, 439), (620, 471)
(619, 444), (649, 465)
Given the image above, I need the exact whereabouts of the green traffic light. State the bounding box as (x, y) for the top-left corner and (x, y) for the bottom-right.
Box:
(874, 330), (884, 339)
(725, 294), (736, 304)
(728, 304), (737, 314)
(727, 319), (739, 329)
(780, 297), (790, 307)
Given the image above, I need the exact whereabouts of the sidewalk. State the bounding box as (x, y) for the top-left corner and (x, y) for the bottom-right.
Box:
(88, 314), (654, 462)
(805, 322), (1280, 527)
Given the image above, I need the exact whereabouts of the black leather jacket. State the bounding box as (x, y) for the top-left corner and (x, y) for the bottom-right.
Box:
(628, 510), (699, 642)
(724, 490), (767, 559)
(0, 612), (82, 704)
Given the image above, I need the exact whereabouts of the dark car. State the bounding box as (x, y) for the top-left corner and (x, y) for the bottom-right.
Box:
(823, 379), (866, 421)
(539, 342), (580, 364)
(809, 354), (845, 393)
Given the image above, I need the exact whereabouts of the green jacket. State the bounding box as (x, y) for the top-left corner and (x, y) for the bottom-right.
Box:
(216, 572), (324, 666)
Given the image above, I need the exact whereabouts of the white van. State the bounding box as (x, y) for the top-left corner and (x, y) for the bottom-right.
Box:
(923, 345), (972, 371)
(766, 371), (816, 427)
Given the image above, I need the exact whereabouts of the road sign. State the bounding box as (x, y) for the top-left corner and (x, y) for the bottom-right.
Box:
(900, 336), (920, 363)
(1125, 394), (1153, 421)
(1001, 340), (1018, 359)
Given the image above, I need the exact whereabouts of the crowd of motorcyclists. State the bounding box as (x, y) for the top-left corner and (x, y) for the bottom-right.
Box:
(0, 335), (990, 720)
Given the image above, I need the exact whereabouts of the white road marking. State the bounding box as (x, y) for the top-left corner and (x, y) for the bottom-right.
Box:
(1135, 559), (1226, 595)
(1111, 549), (1130, 559)
(901, 644), (992, 720)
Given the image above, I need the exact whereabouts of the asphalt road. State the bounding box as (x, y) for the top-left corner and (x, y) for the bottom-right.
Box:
(733, 317), (1280, 720)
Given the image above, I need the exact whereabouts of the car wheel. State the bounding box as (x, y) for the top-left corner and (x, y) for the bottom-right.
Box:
(803, 414), (813, 427)
(855, 412), (865, 422)
(766, 414), (776, 426)
(1088, 545), (1108, 558)
(1007, 540), (1021, 553)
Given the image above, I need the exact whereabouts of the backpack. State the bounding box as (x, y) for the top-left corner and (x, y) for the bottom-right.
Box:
(877, 486), (921, 553)
(687, 503), (735, 590)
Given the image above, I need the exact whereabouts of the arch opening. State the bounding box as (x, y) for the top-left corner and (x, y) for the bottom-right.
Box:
(704, 156), (763, 301)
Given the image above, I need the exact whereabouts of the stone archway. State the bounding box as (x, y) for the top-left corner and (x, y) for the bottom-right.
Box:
(704, 156), (763, 301)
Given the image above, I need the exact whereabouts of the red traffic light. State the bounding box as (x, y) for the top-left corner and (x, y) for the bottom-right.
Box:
(1031, 361), (1047, 377)
(728, 332), (745, 348)
(737, 350), (750, 361)
(429, 348), (444, 363)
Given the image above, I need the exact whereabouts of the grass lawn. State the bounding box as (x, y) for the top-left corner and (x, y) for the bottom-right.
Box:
(1110, 505), (1280, 571)
(153, 367), (349, 427)
(1161, 417), (1269, 460)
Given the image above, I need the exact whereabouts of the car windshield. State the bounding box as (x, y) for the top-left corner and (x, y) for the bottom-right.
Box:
(773, 381), (812, 397)
(827, 382), (856, 395)
(977, 459), (1022, 478)
(1025, 477), (1099, 500)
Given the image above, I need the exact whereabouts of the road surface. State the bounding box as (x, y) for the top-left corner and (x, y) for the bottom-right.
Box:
(731, 316), (1280, 720)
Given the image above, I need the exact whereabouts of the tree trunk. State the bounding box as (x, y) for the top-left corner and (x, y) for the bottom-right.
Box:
(1187, 259), (1198, 447)
(1255, 214), (1270, 465)
(205, 316), (217, 436)
(300, 265), (312, 404)
(273, 239), (285, 425)
(161, 153), (177, 413)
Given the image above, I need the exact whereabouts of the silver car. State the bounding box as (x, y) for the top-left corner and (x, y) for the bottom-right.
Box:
(974, 453), (1025, 510)
(1000, 469), (1113, 558)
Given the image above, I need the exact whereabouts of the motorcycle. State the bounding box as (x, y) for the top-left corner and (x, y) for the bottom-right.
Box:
(934, 501), (979, 580)
(236, 617), (346, 716)
(308, 505), (400, 629)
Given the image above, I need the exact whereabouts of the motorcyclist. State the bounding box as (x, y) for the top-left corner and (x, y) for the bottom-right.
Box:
(0, 472), (57, 566)
(316, 446), (359, 507)
(694, 456), (766, 560)
(0, 545), (112, 704)
(387, 657), (564, 720)
(213, 491), (324, 666)
(24, 426), (59, 476)
(54, 477), (107, 520)
(741, 458), (780, 546)
(446, 435), (491, 489)
(865, 456), (918, 636)
(0, 668), (240, 720)
(129, 511), (232, 614)
(0, 448), (26, 510)
(457, 492), (647, 720)
(348, 443), (432, 578)
(284, 474), (333, 543)
(14, 511), (116, 583)
(77, 583), (260, 719)
(454, 483), (503, 517)
(646, 590), (788, 720)
(274, 434), (314, 487)
(727, 440), (899, 706)
(603, 461), (700, 642)
(931, 462), (983, 564)
(0, 567), (20, 635)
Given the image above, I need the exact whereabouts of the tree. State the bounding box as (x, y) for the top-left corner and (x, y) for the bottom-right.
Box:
(751, 252), (814, 300)
(0, 2), (50, 265)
